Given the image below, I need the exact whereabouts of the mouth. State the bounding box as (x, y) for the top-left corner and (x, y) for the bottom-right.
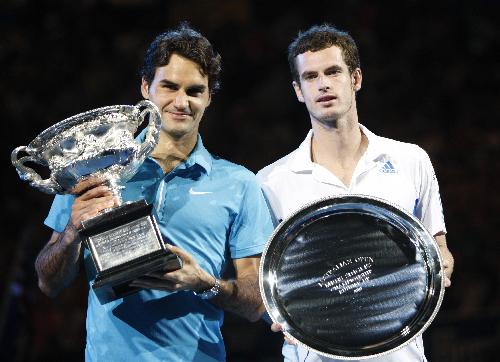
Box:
(166, 110), (191, 119)
(316, 95), (337, 103)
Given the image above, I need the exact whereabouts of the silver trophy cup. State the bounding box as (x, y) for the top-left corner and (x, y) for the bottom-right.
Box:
(12, 100), (181, 303)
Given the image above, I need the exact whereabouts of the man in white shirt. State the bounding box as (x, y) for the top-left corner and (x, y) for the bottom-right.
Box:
(257, 24), (454, 362)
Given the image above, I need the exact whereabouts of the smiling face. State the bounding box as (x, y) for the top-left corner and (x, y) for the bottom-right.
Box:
(141, 53), (211, 141)
(292, 45), (362, 127)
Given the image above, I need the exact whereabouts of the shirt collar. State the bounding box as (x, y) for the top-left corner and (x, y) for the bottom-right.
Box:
(287, 123), (390, 172)
(138, 129), (213, 175)
(358, 124), (390, 163)
(183, 135), (213, 174)
(288, 129), (314, 172)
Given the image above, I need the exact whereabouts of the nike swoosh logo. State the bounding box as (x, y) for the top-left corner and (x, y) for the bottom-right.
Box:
(189, 187), (212, 195)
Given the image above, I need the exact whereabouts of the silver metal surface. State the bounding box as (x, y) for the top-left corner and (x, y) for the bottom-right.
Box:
(259, 195), (444, 360)
(88, 216), (162, 272)
(11, 100), (161, 195)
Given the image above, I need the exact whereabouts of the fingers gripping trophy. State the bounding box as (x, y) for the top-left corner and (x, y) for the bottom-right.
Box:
(12, 100), (181, 303)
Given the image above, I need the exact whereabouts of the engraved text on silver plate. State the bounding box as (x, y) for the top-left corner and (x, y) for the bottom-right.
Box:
(89, 217), (161, 271)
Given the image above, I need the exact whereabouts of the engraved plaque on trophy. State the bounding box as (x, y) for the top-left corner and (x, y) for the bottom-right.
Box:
(12, 100), (181, 303)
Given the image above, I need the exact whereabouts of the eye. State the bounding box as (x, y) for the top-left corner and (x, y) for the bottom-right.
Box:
(326, 68), (341, 76)
(187, 88), (204, 97)
(163, 84), (177, 90)
(160, 81), (178, 91)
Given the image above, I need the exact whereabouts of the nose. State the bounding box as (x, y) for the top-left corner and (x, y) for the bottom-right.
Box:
(317, 75), (330, 91)
(174, 91), (189, 110)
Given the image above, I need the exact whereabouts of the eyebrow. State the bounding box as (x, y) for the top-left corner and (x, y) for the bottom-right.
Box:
(158, 80), (178, 88)
(301, 65), (344, 79)
(325, 65), (343, 73)
(158, 79), (207, 93)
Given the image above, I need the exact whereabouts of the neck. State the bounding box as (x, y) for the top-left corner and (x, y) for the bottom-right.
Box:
(310, 114), (368, 187)
(151, 130), (198, 173)
(310, 115), (364, 164)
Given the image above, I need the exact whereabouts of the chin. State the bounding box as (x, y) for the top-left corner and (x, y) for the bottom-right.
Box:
(317, 119), (339, 128)
(167, 129), (190, 138)
(316, 112), (340, 123)
(169, 125), (198, 139)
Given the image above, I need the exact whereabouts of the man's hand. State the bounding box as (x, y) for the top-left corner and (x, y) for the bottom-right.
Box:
(35, 178), (121, 297)
(131, 249), (265, 322)
(435, 233), (454, 287)
(130, 244), (214, 292)
(69, 178), (120, 230)
(271, 323), (296, 345)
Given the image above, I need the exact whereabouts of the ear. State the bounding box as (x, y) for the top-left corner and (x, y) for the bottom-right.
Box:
(206, 92), (212, 107)
(141, 78), (150, 99)
(292, 80), (305, 103)
(352, 68), (362, 92)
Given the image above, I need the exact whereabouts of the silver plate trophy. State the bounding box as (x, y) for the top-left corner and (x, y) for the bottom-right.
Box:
(260, 195), (444, 360)
(12, 100), (181, 303)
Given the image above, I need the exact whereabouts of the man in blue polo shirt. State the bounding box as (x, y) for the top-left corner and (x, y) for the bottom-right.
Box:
(35, 24), (273, 361)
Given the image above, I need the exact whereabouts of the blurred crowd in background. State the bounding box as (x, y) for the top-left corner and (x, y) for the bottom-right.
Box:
(1, 0), (499, 361)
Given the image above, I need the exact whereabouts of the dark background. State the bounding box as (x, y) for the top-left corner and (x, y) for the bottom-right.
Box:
(1, 0), (499, 361)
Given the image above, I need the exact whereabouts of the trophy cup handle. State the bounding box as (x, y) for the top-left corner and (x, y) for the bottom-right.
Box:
(11, 146), (61, 194)
(136, 100), (161, 160)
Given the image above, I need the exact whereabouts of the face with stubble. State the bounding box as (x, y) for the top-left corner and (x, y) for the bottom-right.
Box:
(292, 45), (362, 126)
(141, 53), (211, 140)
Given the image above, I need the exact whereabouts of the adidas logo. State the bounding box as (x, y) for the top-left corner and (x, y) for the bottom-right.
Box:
(380, 160), (396, 173)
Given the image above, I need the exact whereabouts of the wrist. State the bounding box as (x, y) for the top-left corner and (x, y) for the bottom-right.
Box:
(196, 271), (216, 292)
(62, 223), (81, 245)
(194, 277), (221, 300)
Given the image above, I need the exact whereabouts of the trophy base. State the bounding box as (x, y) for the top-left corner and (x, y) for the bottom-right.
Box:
(79, 200), (181, 304)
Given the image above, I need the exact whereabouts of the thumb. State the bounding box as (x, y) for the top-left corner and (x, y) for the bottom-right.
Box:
(271, 323), (283, 332)
(167, 244), (193, 263)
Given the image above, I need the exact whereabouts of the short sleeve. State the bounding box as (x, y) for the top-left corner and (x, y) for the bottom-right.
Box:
(44, 194), (75, 233)
(228, 175), (274, 259)
(256, 169), (285, 227)
(414, 148), (446, 236)
(257, 182), (282, 227)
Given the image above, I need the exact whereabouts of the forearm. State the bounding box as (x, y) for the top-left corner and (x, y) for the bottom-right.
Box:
(130, 249), (266, 320)
(35, 226), (82, 297)
(211, 275), (265, 322)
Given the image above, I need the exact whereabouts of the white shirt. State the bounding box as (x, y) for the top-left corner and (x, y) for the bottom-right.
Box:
(257, 125), (446, 362)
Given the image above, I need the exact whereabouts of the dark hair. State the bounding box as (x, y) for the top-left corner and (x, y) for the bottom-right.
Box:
(288, 24), (360, 83)
(140, 23), (221, 94)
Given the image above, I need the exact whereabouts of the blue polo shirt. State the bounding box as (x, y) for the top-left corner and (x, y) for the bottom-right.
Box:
(44, 136), (273, 361)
